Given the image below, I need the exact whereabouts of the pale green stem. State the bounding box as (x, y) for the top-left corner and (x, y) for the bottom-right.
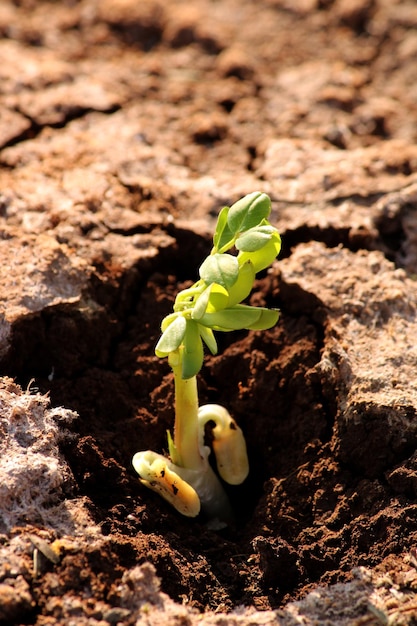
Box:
(170, 358), (204, 471)
(168, 351), (234, 525)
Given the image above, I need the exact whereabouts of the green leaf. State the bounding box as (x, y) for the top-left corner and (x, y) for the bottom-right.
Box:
(200, 305), (263, 331)
(182, 320), (204, 379)
(198, 324), (218, 355)
(226, 260), (255, 307)
(206, 283), (229, 313)
(247, 307), (279, 330)
(235, 225), (277, 252)
(200, 304), (279, 333)
(227, 192), (271, 234)
(237, 231), (281, 273)
(155, 315), (186, 356)
(213, 206), (235, 253)
(191, 285), (212, 320)
(199, 253), (239, 289)
(160, 311), (180, 332)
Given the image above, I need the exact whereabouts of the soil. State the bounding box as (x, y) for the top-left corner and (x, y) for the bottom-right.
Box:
(1, 0), (417, 624)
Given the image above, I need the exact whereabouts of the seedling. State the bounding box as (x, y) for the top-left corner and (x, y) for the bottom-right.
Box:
(133, 192), (281, 524)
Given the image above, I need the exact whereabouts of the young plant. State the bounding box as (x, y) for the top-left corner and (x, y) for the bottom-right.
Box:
(132, 192), (281, 524)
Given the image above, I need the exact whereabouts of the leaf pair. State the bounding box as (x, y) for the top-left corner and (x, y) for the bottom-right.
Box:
(211, 191), (281, 274)
(199, 304), (279, 333)
(213, 191), (273, 253)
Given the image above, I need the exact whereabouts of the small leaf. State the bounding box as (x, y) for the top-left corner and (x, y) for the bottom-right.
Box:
(247, 307), (279, 330)
(226, 260), (255, 307)
(200, 305), (263, 331)
(213, 206), (235, 253)
(182, 320), (204, 379)
(199, 253), (239, 289)
(206, 283), (229, 313)
(237, 231), (281, 273)
(227, 192), (271, 234)
(155, 315), (186, 356)
(200, 304), (279, 332)
(160, 311), (180, 332)
(191, 285), (212, 320)
(198, 324), (218, 355)
(235, 225), (277, 252)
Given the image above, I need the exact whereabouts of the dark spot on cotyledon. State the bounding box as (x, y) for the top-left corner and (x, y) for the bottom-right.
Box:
(172, 484), (179, 495)
(160, 469), (165, 477)
(229, 421), (237, 430)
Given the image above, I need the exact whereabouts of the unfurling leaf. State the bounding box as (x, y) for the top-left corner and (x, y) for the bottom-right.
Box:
(235, 224), (277, 252)
(191, 285), (212, 320)
(237, 231), (281, 272)
(226, 260), (255, 307)
(227, 192), (271, 234)
(205, 283), (229, 313)
(155, 315), (186, 356)
(199, 253), (239, 289)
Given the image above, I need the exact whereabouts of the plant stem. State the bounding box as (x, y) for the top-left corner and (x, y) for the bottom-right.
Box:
(169, 352), (234, 524)
(171, 360), (203, 471)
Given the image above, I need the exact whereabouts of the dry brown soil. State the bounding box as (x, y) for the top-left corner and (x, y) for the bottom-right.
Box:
(1, 1), (417, 624)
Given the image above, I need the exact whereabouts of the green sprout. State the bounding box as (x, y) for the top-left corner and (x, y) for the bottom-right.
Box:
(132, 192), (281, 524)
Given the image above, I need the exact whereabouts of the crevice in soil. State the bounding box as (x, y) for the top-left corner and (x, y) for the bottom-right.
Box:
(372, 202), (409, 265)
(1, 222), (414, 612)
(1, 102), (122, 151)
(1, 0), (417, 622)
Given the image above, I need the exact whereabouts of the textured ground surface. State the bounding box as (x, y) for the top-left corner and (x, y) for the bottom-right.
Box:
(1, 0), (417, 624)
